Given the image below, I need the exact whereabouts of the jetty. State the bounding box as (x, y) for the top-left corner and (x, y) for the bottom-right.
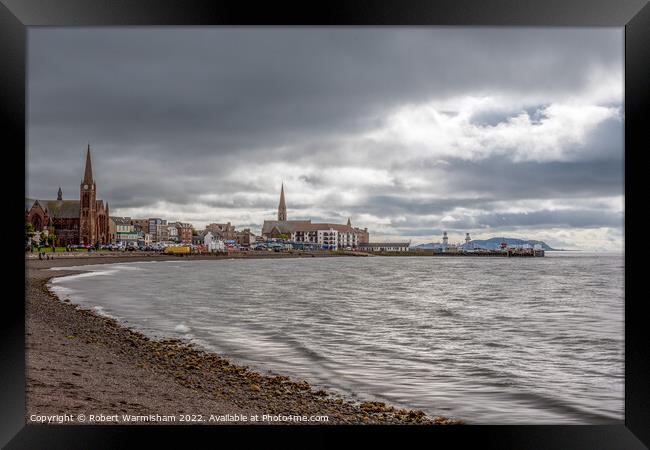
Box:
(362, 249), (544, 257)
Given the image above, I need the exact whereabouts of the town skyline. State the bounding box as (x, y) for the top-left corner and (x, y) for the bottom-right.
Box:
(27, 28), (624, 250)
(27, 162), (614, 250)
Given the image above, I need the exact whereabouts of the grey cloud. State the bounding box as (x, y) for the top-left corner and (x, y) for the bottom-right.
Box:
(469, 104), (550, 127)
(353, 196), (487, 218)
(447, 209), (623, 230)
(28, 28), (623, 162)
(439, 158), (624, 200)
(390, 208), (623, 237)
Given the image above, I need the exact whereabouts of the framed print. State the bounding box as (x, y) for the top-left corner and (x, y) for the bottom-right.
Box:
(2, 0), (648, 448)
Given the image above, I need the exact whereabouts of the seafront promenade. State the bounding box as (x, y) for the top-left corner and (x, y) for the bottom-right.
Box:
(24, 249), (361, 261)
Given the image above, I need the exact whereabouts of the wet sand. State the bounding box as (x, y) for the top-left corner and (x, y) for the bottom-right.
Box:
(25, 254), (461, 425)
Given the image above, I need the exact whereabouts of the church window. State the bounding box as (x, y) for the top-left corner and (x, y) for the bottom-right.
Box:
(31, 215), (42, 230)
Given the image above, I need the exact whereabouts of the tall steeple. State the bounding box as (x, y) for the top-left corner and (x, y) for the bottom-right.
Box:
(57, 186), (62, 201)
(83, 143), (94, 184)
(79, 144), (97, 245)
(347, 217), (351, 227)
(278, 182), (287, 221)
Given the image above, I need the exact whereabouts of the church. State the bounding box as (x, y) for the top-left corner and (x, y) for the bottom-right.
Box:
(261, 183), (369, 248)
(25, 145), (110, 246)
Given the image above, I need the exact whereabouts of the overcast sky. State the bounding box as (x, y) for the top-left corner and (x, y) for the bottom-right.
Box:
(27, 27), (624, 250)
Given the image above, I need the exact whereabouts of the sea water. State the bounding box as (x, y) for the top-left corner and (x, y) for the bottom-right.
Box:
(48, 252), (624, 424)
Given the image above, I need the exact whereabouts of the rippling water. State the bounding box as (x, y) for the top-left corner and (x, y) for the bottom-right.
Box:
(49, 252), (624, 424)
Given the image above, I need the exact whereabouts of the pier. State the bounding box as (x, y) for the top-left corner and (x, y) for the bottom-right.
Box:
(362, 249), (545, 257)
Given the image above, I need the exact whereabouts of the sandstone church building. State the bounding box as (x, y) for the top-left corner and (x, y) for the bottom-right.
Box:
(25, 145), (110, 246)
(262, 183), (369, 248)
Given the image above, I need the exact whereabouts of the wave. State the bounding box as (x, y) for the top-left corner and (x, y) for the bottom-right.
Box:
(91, 305), (116, 320)
(47, 283), (75, 301)
(50, 268), (120, 282)
(504, 390), (621, 423)
(174, 323), (191, 333)
(41, 256), (624, 424)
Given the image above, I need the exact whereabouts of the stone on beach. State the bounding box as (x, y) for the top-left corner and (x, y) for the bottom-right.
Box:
(25, 255), (463, 425)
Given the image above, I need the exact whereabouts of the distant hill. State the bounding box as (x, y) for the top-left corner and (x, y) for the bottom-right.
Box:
(413, 237), (555, 251)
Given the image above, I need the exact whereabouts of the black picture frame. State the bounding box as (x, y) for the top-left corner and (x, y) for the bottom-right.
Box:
(3, 0), (648, 448)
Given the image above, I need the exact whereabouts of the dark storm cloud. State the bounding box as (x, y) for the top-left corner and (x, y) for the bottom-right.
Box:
(354, 195), (486, 217)
(26, 27), (624, 248)
(403, 209), (623, 232)
(439, 157), (624, 200)
(28, 28), (622, 159)
(341, 156), (623, 220)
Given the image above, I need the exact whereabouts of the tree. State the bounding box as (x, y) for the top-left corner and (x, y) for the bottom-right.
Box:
(46, 233), (57, 247)
(276, 233), (289, 240)
(25, 222), (35, 244)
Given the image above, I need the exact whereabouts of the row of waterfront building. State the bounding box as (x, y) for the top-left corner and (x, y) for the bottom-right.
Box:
(106, 183), (372, 250)
(25, 147), (373, 250)
(25, 146), (542, 254)
(259, 183), (369, 248)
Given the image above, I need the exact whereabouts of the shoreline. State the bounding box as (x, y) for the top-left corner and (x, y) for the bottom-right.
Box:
(25, 249), (366, 261)
(25, 255), (462, 425)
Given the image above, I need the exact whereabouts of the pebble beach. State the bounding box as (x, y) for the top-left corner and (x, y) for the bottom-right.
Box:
(25, 254), (461, 425)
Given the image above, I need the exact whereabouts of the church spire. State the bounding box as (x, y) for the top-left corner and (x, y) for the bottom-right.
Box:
(278, 182), (287, 221)
(57, 186), (62, 201)
(347, 217), (351, 227)
(83, 144), (93, 184)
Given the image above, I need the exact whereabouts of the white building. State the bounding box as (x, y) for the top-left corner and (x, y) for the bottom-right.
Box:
(316, 228), (338, 249)
(336, 228), (357, 248)
(263, 220), (359, 249)
(167, 225), (179, 242)
(203, 231), (225, 252)
(297, 226), (358, 250)
(112, 217), (139, 243)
